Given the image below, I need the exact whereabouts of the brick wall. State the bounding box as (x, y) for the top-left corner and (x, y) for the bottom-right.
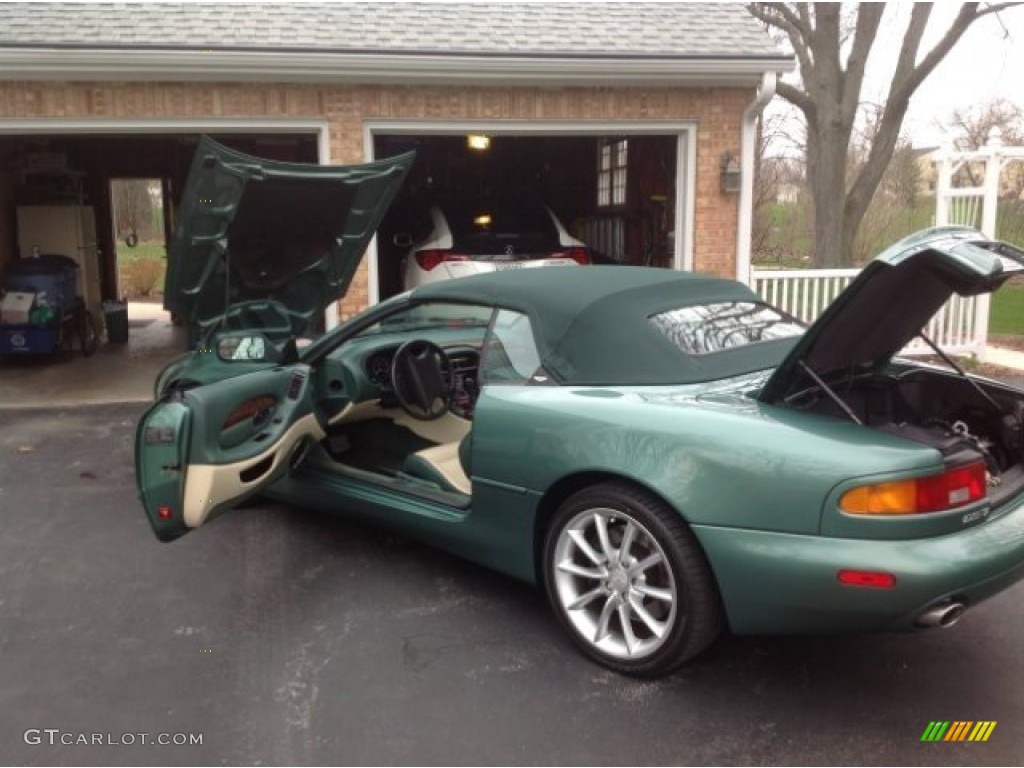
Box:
(0, 80), (751, 319)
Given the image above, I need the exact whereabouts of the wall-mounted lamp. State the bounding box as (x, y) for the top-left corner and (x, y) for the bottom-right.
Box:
(467, 134), (491, 151)
(720, 152), (741, 194)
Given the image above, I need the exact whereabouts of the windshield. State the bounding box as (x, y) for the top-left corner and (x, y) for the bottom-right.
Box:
(360, 302), (494, 336)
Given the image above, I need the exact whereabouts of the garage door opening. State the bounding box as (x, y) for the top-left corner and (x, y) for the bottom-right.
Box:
(0, 129), (319, 405)
(371, 131), (683, 302)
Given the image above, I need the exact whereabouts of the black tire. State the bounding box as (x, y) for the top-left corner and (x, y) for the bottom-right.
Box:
(543, 482), (723, 677)
(125, 232), (139, 248)
(77, 307), (99, 356)
(59, 314), (75, 354)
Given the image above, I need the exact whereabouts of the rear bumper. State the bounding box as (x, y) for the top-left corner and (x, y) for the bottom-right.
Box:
(692, 496), (1024, 635)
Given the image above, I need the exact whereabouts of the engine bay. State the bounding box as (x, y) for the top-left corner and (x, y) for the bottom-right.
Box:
(789, 366), (1024, 488)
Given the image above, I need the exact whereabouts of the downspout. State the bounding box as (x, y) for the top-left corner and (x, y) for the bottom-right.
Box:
(736, 71), (777, 285)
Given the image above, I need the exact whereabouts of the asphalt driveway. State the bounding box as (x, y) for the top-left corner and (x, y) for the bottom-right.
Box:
(1, 403), (1021, 766)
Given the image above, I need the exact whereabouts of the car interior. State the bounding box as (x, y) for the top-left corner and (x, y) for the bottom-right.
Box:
(306, 301), (540, 504)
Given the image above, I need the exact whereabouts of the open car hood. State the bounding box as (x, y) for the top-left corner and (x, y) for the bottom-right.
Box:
(165, 136), (414, 344)
(759, 226), (1024, 403)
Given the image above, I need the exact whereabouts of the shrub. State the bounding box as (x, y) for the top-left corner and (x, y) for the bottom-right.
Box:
(119, 257), (165, 298)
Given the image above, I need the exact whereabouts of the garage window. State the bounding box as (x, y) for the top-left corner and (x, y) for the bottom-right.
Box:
(597, 138), (628, 208)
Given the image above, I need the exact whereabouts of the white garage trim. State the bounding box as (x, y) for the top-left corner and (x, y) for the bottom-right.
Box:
(362, 119), (698, 305)
(0, 116), (328, 138)
(0, 117), (339, 329)
(0, 49), (793, 88)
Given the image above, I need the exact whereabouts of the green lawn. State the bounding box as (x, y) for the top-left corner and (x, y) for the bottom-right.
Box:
(989, 285), (1024, 335)
(115, 242), (166, 263)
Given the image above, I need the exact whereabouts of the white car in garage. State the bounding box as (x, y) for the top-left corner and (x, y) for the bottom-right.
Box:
(401, 199), (591, 289)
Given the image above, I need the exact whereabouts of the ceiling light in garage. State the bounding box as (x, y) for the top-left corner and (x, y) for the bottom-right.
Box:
(467, 134), (491, 151)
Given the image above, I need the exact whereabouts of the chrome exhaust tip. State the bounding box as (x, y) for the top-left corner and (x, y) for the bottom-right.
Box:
(917, 602), (966, 629)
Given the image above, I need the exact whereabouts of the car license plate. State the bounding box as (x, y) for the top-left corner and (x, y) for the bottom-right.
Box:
(494, 262), (525, 270)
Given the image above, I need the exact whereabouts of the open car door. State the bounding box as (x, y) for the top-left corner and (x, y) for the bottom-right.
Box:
(136, 364), (324, 541)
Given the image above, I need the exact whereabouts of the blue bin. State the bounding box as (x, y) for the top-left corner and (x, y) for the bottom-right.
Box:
(4, 255), (79, 314)
(0, 323), (59, 355)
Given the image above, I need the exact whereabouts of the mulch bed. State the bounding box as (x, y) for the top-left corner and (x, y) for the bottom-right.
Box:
(988, 334), (1024, 352)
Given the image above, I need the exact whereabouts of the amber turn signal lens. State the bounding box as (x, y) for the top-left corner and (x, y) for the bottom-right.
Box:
(840, 462), (986, 515)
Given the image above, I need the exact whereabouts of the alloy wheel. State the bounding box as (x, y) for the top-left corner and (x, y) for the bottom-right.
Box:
(551, 507), (678, 661)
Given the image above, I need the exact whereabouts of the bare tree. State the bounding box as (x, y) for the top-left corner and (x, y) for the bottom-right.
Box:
(944, 98), (1024, 190)
(886, 144), (924, 209)
(851, 103), (923, 209)
(949, 98), (1024, 150)
(839, 102), (924, 262)
(112, 179), (154, 244)
(753, 109), (805, 258)
(850, 141), (926, 263)
(749, 2), (1020, 267)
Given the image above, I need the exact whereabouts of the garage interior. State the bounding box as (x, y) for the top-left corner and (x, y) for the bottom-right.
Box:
(373, 132), (679, 300)
(0, 131), (318, 404)
(0, 132), (320, 300)
(0, 129), (679, 403)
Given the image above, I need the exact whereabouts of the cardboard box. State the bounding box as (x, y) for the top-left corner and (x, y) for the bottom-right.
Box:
(1, 291), (36, 324)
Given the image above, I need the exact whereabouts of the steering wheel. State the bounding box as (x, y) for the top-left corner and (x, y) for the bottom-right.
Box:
(391, 340), (452, 421)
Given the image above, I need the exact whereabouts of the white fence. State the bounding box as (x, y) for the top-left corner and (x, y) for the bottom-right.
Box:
(752, 268), (986, 357)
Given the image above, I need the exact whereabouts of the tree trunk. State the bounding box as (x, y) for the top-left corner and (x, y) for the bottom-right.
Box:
(806, 115), (851, 268)
(749, 2), (1008, 269)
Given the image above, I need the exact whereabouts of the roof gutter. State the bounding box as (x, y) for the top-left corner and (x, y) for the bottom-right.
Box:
(0, 47), (794, 86)
(736, 71), (777, 285)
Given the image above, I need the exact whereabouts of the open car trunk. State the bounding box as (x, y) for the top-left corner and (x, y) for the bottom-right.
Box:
(786, 364), (1024, 501)
(758, 227), (1024, 503)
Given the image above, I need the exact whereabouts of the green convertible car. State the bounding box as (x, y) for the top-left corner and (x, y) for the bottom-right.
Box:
(137, 139), (1024, 676)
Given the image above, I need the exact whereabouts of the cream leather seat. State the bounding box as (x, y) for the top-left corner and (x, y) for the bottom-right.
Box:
(401, 435), (472, 495)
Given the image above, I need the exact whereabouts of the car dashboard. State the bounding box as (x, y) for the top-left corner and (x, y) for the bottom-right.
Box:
(362, 343), (480, 418)
(313, 327), (486, 422)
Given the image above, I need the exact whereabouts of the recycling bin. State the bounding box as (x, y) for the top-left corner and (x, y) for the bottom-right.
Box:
(103, 300), (129, 344)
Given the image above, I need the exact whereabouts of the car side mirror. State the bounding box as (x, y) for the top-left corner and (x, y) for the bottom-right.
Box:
(393, 233), (413, 248)
(280, 337), (299, 364)
(216, 333), (277, 363)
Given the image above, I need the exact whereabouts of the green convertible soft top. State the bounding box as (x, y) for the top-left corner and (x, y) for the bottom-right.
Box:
(412, 266), (799, 386)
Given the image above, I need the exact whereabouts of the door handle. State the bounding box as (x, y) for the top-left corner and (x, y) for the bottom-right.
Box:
(252, 407), (272, 428)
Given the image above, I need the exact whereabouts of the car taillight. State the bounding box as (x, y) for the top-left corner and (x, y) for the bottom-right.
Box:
(839, 461), (987, 515)
(414, 249), (470, 271)
(562, 247), (590, 265)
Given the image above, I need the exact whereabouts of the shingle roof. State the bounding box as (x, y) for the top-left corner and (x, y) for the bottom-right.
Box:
(0, 2), (786, 59)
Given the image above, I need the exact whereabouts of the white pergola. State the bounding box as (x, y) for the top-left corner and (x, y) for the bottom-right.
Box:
(934, 127), (1024, 238)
